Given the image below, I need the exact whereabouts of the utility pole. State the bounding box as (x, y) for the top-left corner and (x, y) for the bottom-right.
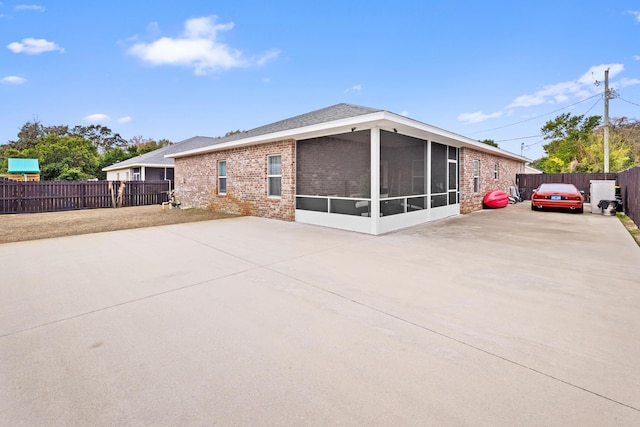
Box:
(604, 69), (610, 173)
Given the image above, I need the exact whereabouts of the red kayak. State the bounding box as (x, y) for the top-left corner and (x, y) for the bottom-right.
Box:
(483, 190), (509, 208)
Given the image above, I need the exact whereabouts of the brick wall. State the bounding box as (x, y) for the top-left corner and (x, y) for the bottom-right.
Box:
(296, 135), (370, 197)
(174, 139), (296, 221)
(459, 147), (525, 213)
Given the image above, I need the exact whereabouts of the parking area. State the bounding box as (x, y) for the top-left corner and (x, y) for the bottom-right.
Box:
(1, 202), (639, 425)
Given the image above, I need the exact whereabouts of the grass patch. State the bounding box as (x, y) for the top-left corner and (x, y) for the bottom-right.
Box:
(617, 212), (640, 247)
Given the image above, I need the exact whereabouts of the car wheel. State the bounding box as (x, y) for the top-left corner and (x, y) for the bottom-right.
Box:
(531, 203), (536, 211)
(575, 206), (583, 214)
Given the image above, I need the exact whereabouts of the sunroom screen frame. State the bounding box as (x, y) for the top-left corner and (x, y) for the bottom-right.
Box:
(295, 127), (460, 235)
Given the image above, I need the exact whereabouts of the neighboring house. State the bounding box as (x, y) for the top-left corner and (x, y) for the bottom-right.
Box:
(167, 103), (529, 235)
(102, 136), (219, 181)
(524, 164), (543, 174)
(2, 158), (40, 181)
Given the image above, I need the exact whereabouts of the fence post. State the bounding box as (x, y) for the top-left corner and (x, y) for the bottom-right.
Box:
(17, 181), (23, 213)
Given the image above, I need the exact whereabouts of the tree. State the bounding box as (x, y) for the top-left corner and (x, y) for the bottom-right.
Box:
(95, 147), (135, 180)
(126, 135), (173, 156)
(35, 135), (99, 180)
(479, 139), (498, 147)
(7, 120), (46, 150)
(576, 132), (633, 172)
(535, 113), (602, 173)
(3, 119), (176, 180)
(70, 124), (127, 153)
(606, 117), (640, 167)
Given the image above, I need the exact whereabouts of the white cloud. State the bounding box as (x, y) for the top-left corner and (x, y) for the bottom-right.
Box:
(254, 49), (281, 67)
(634, 55), (640, 61)
(506, 80), (591, 108)
(577, 63), (624, 84)
(458, 63), (639, 125)
(505, 63), (624, 110)
(400, 111), (409, 117)
(344, 84), (362, 93)
(629, 10), (640, 22)
(84, 113), (111, 123)
(117, 116), (132, 123)
(15, 4), (45, 12)
(1, 75), (27, 84)
(614, 77), (640, 90)
(457, 111), (503, 124)
(7, 38), (64, 54)
(127, 15), (279, 75)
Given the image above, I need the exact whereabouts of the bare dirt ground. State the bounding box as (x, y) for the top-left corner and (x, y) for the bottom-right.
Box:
(0, 205), (238, 244)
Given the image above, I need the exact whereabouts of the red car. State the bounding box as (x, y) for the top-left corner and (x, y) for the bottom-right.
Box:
(531, 183), (584, 213)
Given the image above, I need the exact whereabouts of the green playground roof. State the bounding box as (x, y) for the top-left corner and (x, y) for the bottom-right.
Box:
(8, 158), (40, 173)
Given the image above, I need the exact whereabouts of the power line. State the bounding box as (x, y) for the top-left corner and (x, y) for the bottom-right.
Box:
(619, 97), (640, 108)
(467, 93), (601, 135)
(581, 96), (602, 116)
(495, 134), (542, 142)
(519, 96), (604, 156)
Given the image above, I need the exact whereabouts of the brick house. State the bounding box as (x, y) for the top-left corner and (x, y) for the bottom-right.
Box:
(102, 136), (219, 182)
(168, 104), (527, 235)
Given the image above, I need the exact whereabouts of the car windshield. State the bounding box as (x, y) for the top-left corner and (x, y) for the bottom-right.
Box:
(538, 183), (578, 192)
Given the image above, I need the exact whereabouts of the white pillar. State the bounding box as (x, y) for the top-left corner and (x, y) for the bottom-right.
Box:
(370, 127), (381, 235)
(426, 141), (432, 209)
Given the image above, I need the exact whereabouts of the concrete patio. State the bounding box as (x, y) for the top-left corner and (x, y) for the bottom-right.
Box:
(1, 202), (639, 425)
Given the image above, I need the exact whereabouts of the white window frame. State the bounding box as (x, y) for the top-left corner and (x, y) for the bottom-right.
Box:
(473, 160), (480, 193)
(218, 160), (227, 195)
(267, 154), (282, 198)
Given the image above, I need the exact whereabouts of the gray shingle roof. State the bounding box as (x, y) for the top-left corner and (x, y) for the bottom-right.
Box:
(103, 136), (220, 170)
(235, 103), (382, 138)
(105, 104), (384, 169)
(190, 103), (383, 146)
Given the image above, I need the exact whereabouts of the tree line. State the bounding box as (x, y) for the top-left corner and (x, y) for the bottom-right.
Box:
(532, 114), (640, 173)
(0, 121), (172, 180)
(2, 114), (638, 181)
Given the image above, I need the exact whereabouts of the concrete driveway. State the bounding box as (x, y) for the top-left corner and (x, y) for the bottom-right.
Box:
(1, 202), (639, 426)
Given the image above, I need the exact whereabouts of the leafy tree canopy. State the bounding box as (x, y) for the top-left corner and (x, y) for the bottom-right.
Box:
(479, 139), (498, 147)
(1, 119), (173, 180)
(126, 135), (173, 156)
(533, 113), (639, 173)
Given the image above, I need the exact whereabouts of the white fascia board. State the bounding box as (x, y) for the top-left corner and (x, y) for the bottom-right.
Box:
(166, 112), (389, 159)
(376, 112), (530, 163)
(166, 110), (529, 163)
(102, 163), (173, 172)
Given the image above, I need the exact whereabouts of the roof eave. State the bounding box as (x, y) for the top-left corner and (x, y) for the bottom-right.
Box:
(102, 162), (174, 172)
(166, 111), (390, 159)
(167, 109), (529, 163)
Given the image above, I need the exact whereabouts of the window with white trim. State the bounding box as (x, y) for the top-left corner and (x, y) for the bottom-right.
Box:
(473, 160), (480, 193)
(267, 155), (282, 197)
(218, 160), (227, 194)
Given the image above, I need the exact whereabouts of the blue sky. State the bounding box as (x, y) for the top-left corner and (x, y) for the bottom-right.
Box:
(1, 0), (639, 161)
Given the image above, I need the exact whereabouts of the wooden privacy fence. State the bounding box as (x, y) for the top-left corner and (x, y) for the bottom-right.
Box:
(0, 180), (171, 214)
(516, 173), (618, 202)
(618, 166), (640, 227)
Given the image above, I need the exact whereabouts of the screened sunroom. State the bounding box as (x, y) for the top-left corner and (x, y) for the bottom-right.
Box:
(295, 128), (459, 235)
